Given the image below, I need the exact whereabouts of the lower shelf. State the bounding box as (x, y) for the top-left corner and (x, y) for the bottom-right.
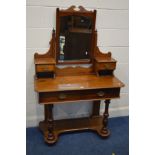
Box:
(39, 116), (110, 144)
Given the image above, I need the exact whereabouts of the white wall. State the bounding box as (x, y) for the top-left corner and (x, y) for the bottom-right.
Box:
(26, 0), (129, 127)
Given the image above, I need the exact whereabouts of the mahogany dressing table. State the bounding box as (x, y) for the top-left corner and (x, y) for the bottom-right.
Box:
(34, 6), (124, 144)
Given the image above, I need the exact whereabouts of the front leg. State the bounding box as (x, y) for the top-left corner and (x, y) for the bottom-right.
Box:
(44, 104), (57, 144)
(100, 99), (110, 137)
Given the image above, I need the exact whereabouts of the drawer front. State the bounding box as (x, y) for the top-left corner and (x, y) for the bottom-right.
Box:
(96, 62), (116, 70)
(39, 88), (120, 103)
(36, 65), (55, 72)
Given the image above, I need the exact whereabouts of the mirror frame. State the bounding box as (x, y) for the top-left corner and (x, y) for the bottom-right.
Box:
(56, 6), (96, 64)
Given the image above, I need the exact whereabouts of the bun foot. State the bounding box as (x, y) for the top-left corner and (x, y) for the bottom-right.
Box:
(44, 131), (58, 144)
(97, 129), (110, 138)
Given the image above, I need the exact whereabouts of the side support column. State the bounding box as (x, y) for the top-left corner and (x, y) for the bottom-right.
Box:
(44, 104), (56, 144)
(91, 100), (100, 117)
(44, 104), (49, 122)
(100, 99), (110, 136)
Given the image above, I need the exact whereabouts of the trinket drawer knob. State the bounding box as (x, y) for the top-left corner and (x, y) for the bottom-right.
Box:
(104, 64), (111, 69)
(43, 67), (48, 71)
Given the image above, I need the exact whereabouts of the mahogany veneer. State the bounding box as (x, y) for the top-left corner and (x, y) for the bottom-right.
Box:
(34, 6), (125, 145)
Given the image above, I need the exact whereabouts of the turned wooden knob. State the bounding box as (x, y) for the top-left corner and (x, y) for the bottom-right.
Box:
(97, 91), (105, 97)
(104, 64), (111, 69)
(58, 93), (67, 99)
(43, 66), (49, 72)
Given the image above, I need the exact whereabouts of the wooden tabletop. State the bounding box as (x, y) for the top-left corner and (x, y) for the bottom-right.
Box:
(34, 75), (124, 92)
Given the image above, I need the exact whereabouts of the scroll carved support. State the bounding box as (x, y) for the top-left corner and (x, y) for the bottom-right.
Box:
(94, 31), (112, 60)
(101, 99), (110, 136)
(34, 29), (56, 59)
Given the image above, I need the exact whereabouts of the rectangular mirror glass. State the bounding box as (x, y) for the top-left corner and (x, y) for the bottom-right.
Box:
(58, 15), (93, 62)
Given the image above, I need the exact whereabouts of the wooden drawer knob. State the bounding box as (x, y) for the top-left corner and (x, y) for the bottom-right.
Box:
(97, 91), (105, 97)
(58, 93), (67, 99)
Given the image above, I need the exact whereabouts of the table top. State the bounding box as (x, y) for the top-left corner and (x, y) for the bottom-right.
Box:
(34, 75), (124, 93)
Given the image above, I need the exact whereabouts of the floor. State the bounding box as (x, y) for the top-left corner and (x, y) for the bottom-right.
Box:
(26, 116), (129, 155)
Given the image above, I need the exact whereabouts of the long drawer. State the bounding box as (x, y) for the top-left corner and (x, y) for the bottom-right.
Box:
(38, 88), (120, 104)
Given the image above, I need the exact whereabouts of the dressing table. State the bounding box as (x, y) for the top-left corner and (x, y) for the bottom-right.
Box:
(34, 6), (124, 144)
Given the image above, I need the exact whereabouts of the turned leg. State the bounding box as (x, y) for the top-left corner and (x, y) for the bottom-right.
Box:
(101, 99), (110, 136)
(39, 104), (57, 144)
(46, 104), (55, 141)
(44, 105), (49, 122)
(91, 100), (100, 117)
(38, 105), (50, 132)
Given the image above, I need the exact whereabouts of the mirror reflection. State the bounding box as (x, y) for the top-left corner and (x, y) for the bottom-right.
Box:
(59, 15), (93, 62)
